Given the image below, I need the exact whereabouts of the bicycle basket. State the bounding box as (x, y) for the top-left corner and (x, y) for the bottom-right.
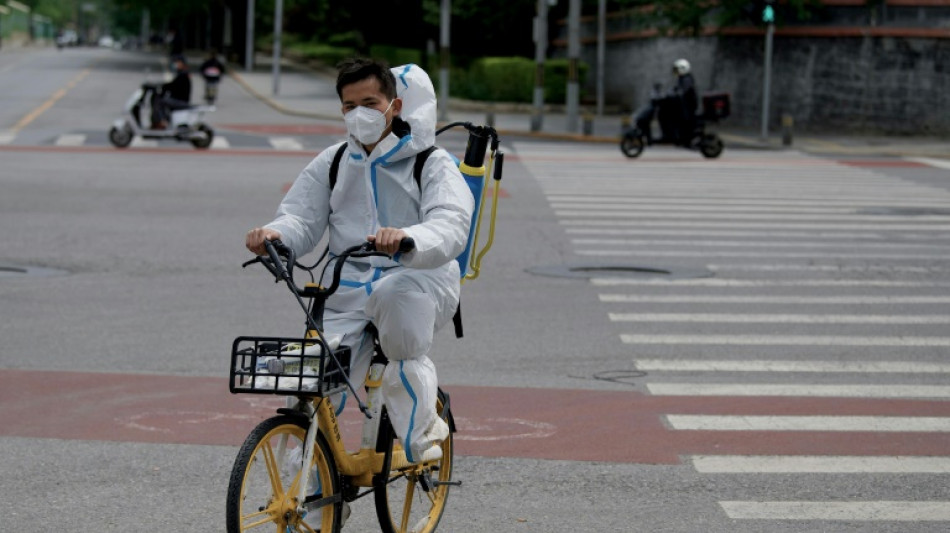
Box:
(229, 336), (351, 397)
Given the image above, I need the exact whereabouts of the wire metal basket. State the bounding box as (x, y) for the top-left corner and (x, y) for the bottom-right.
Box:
(229, 336), (351, 397)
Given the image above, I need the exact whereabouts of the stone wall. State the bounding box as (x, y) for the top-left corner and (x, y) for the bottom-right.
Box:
(576, 35), (950, 136)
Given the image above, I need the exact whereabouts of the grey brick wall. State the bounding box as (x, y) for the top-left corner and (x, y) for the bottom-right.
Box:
(577, 35), (950, 135)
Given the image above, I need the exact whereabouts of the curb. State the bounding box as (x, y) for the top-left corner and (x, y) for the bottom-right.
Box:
(228, 70), (340, 121)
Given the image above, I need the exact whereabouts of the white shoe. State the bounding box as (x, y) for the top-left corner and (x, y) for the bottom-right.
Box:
(414, 444), (443, 464)
(424, 417), (450, 446)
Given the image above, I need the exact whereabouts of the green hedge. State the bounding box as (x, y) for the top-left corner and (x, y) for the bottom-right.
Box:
(368, 45), (422, 69)
(287, 42), (357, 67)
(447, 56), (589, 104)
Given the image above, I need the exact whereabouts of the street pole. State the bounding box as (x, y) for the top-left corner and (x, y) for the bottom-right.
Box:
(271, 0), (282, 95)
(596, 0), (605, 116)
(566, 0), (580, 133)
(439, 0), (450, 122)
(140, 8), (149, 51)
(531, 0), (548, 132)
(760, 18), (774, 141)
(244, 0), (254, 71)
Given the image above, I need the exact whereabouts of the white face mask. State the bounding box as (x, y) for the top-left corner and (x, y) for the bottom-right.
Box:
(343, 101), (393, 145)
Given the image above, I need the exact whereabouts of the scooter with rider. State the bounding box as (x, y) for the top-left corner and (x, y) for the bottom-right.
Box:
(621, 58), (729, 159)
(108, 55), (216, 150)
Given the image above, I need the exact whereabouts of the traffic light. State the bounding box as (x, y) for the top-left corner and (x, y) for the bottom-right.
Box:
(743, 0), (777, 26)
(762, 0), (775, 24)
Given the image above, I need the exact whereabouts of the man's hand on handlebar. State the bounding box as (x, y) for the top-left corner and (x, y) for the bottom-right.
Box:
(367, 227), (410, 255)
(246, 227), (283, 256)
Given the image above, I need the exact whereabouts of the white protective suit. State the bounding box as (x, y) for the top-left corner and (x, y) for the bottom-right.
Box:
(264, 64), (474, 461)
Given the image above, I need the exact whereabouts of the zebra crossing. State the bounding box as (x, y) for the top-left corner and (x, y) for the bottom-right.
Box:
(0, 130), (323, 151)
(514, 142), (950, 526)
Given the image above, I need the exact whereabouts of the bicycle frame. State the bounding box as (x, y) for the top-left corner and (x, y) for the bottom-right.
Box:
(235, 239), (456, 530)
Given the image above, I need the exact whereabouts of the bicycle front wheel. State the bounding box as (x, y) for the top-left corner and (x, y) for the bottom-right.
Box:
(226, 415), (340, 533)
(374, 392), (454, 533)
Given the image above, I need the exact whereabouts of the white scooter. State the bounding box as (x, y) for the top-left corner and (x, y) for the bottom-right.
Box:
(109, 82), (215, 149)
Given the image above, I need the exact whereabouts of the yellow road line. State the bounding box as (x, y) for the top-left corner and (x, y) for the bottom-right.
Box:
(12, 68), (92, 131)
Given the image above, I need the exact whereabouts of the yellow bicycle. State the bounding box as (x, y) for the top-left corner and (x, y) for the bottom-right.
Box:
(226, 239), (457, 533)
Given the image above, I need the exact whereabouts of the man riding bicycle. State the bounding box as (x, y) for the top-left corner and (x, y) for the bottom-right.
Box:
(246, 58), (474, 465)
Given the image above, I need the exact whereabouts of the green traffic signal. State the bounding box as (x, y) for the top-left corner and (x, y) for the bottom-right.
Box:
(763, 5), (775, 23)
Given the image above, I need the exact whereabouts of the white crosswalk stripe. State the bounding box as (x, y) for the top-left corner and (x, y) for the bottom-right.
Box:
(54, 134), (86, 146)
(515, 141), (950, 526)
(269, 136), (304, 150)
(691, 455), (950, 473)
(719, 501), (950, 522)
(210, 136), (230, 149)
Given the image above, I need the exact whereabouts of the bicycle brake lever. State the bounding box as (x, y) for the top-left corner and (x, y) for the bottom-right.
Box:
(241, 257), (262, 268)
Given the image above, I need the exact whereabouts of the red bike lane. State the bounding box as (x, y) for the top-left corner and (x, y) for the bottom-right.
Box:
(2, 369), (948, 464)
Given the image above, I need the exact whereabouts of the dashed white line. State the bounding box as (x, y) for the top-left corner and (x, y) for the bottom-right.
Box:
(692, 455), (950, 473)
(719, 501), (950, 521)
(666, 415), (950, 432)
(647, 383), (950, 398)
(633, 359), (950, 373)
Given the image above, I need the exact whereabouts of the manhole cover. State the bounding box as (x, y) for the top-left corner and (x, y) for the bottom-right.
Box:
(858, 207), (950, 216)
(526, 263), (712, 280)
(0, 264), (70, 278)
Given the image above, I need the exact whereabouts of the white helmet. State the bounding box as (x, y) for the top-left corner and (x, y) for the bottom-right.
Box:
(672, 58), (691, 76)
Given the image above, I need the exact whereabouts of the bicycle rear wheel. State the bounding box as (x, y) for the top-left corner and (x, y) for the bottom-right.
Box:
(374, 392), (454, 533)
(226, 415), (340, 533)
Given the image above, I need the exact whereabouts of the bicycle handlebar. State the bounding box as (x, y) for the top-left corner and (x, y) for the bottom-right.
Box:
(244, 237), (415, 298)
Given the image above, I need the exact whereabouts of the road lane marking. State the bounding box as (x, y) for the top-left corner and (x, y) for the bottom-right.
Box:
(546, 195), (950, 207)
(634, 359), (950, 373)
(556, 210), (950, 221)
(574, 238), (938, 250)
(562, 220), (950, 230)
(693, 455), (950, 473)
(707, 264), (946, 273)
(130, 138), (159, 148)
(666, 415), (950, 432)
(906, 157), (950, 170)
(596, 279), (950, 287)
(13, 68), (91, 131)
(568, 228), (918, 239)
(610, 313), (950, 323)
(210, 136), (230, 149)
(719, 501), (950, 521)
(622, 335), (950, 347)
(54, 134), (86, 146)
(552, 202), (860, 214)
(269, 137), (304, 150)
(648, 383), (950, 398)
(583, 250), (950, 259)
(603, 294), (950, 304)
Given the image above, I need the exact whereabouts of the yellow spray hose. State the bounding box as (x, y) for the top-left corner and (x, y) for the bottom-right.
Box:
(464, 150), (500, 282)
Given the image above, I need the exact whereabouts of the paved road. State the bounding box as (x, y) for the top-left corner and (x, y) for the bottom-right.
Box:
(2, 45), (950, 532)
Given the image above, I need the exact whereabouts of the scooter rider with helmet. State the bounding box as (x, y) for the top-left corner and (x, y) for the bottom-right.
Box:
(668, 58), (698, 143)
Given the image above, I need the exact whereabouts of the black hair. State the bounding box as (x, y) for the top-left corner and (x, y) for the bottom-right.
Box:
(335, 57), (397, 101)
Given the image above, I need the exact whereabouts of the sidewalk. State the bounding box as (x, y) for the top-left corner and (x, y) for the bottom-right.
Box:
(228, 58), (949, 159)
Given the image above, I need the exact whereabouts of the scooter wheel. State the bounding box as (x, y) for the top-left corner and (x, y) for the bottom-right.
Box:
(108, 125), (133, 148)
(620, 131), (645, 158)
(700, 133), (724, 158)
(191, 124), (214, 149)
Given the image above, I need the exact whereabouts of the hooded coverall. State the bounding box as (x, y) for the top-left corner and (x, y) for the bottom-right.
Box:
(264, 65), (474, 461)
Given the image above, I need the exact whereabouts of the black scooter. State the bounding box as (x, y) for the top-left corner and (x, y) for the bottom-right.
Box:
(621, 84), (730, 159)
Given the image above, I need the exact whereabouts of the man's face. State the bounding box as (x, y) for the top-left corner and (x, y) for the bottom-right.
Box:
(340, 77), (400, 120)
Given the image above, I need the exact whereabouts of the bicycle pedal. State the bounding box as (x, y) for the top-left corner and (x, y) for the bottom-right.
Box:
(420, 471), (461, 492)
